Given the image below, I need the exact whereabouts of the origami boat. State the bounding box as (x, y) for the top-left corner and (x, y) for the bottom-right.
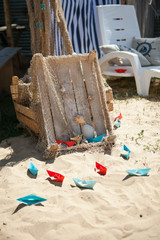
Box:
(114, 112), (122, 121)
(114, 118), (121, 128)
(56, 139), (76, 147)
(87, 134), (105, 143)
(46, 170), (65, 182)
(126, 168), (151, 176)
(95, 162), (107, 175)
(72, 178), (96, 189)
(121, 145), (131, 160)
(28, 162), (38, 176)
(16, 194), (47, 205)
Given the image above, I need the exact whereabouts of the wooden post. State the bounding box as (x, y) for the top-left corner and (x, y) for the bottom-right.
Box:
(3, 0), (14, 47)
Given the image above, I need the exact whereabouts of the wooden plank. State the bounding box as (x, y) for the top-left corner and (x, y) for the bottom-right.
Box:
(47, 57), (81, 136)
(82, 53), (106, 136)
(32, 54), (57, 147)
(16, 112), (39, 134)
(10, 85), (18, 94)
(42, 57), (70, 140)
(93, 51), (113, 135)
(3, 0), (14, 47)
(11, 93), (18, 101)
(12, 76), (19, 85)
(14, 102), (37, 122)
(69, 60), (92, 126)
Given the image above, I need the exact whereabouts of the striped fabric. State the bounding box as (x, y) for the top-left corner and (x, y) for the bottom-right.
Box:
(61, 0), (121, 58)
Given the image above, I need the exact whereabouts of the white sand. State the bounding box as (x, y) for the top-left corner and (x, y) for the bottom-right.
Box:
(0, 97), (160, 240)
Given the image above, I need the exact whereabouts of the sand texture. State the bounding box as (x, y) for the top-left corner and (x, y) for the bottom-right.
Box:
(0, 97), (160, 240)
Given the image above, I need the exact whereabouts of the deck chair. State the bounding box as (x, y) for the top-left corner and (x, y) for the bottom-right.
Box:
(96, 4), (160, 96)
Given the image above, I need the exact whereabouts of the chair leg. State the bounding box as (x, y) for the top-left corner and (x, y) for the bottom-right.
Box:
(141, 74), (151, 97)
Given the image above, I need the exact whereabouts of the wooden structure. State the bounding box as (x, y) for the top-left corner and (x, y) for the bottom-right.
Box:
(10, 51), (115, 156)
(0, 47), (21, 94)
(127, 0), (159, 37)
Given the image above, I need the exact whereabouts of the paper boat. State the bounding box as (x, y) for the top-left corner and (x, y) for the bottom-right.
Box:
(95, 162), (107, 175)
(28, 162), (38, 176)
(114, 118), (121, 128)
(16, 194), (47, 205)
(46, 170), (65, 182)
(126, 168), (151, 176)
(56, 139), (76, 147)
(115, 113), (122, 121)
(121, 145), (131, 160)
(87, 134), (105, 143)
(72, 178), (96, 189)
(115, 69), (127, 73)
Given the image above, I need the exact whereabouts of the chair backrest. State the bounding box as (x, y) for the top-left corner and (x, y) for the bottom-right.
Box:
(96, 5), (141, 47)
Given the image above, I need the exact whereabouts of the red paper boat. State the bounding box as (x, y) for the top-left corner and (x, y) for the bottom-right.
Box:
(46, 170), (65, 182)
(114, 112), (122, 121)
(56, 139), (76, 147)
(115, 69), (127, 73)
(95, 162), (107, 175)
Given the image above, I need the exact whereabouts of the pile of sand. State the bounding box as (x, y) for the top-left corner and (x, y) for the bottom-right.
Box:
(0, 97), (160, 240)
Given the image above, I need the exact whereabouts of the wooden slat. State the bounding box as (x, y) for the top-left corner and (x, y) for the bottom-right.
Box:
(42, 58), (70, 141)
(16, 112), (39, 134)
(12, 76), (19, 85)
(69, 60), (92, 125)
(10, 85), (18, 94)
(14, 102), (37, 122)
(47, 57), (81, 136)
(82, 53), (106, 136)
(33, 54), (57, 147)
(11, 93), (18, 101)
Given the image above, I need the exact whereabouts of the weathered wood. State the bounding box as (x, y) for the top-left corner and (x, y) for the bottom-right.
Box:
(3, 0), (14, 47)
(10, 85), (18, 94)
(82, 52), (106, 136)
(33, 54), (57, 147)
(93, 51), (113, 135)
(11, 93), (18, 101)
(16, 112), (39, 134)
(42, 58), (70, 141)
(69, 61), (92, 126)
(14, 102), (37, 122)
(47, 57), (81, 136)
(12, 76), (19, 85)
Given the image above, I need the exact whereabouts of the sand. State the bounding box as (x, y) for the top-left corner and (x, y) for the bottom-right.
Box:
(0, 97), (160, 240)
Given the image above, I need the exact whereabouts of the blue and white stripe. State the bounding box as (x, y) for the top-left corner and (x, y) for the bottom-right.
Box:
(61, 0), (121, 57)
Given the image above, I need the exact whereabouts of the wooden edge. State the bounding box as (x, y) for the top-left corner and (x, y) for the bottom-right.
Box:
(11, 93), (18, 101)
(16, 112), (39, 134)
(107, 102), (113, 112)
(10, 85), (18, 94)
(12, 76), (19, 85)
(46, 134), (116, 153)
(14, 102), (37, 122)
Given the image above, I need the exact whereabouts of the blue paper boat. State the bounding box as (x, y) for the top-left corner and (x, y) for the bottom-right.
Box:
(87, 134), (105, 143)
(28, 162), (38, 176)
(126, 168), (151, 176)
(114, 118), (121, 128)
(16, 194), (47, 205)
(73, 178), (96, 189)
(121, 145), (131, 160)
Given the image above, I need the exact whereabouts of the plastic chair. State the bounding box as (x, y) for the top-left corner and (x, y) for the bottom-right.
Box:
(96, 4), (160, 96)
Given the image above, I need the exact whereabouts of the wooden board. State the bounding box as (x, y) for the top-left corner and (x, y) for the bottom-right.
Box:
(33, 55), (57, 147)
(16, 112), (39, 134)
(69, 60), (92, 125)
(47, 57), (81, 136)
(42, 58), (70, 141)
(82, 55), (106, 136)
(14, 102), (37, 122)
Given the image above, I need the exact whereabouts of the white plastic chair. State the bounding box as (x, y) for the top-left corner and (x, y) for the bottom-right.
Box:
(96, 4), (160, 96)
